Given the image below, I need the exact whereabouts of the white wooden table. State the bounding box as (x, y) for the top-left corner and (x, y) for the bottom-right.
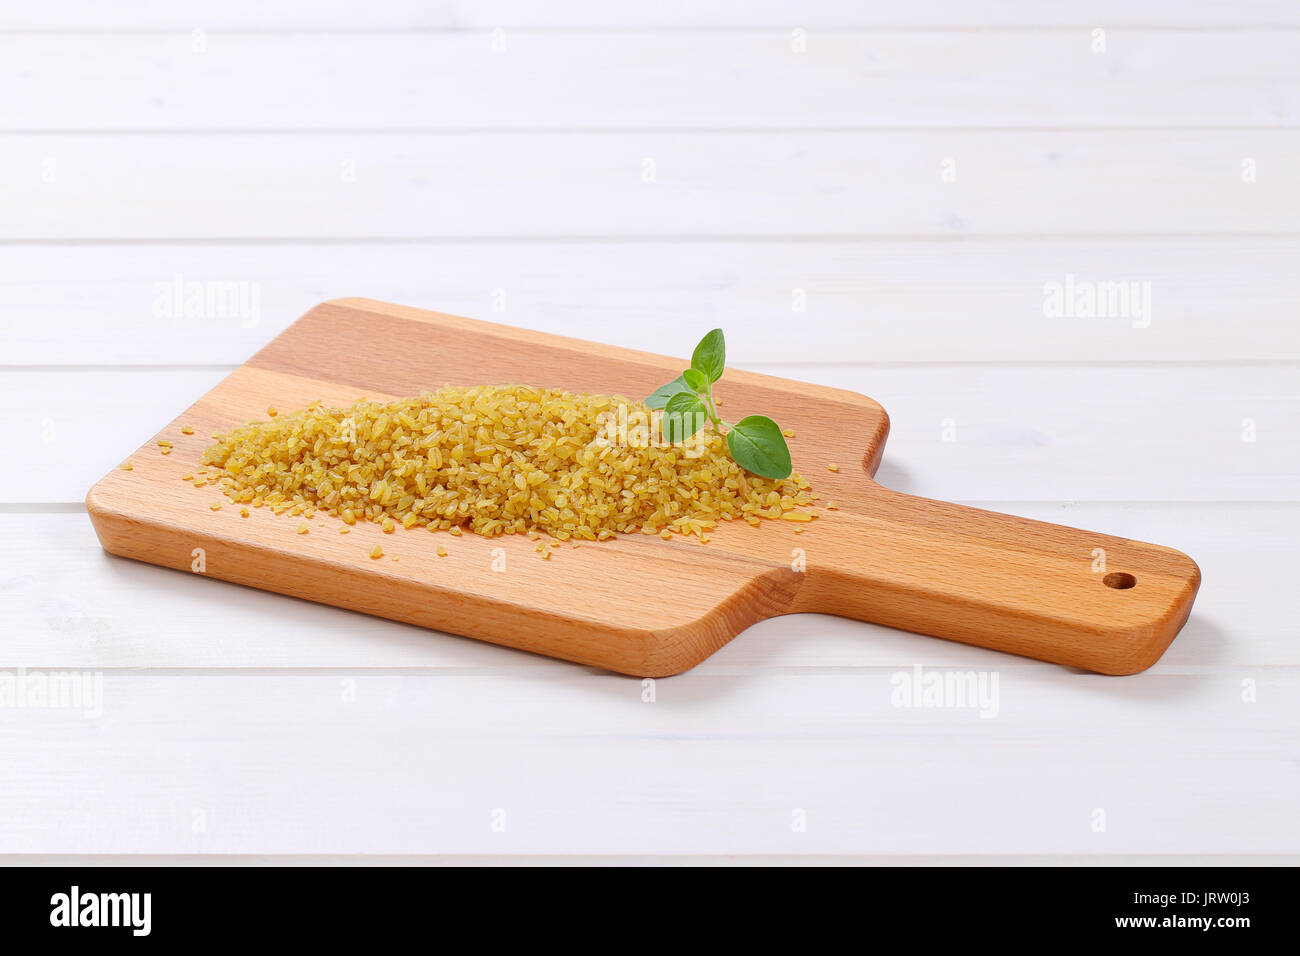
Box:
(2, 1), (1297, 864)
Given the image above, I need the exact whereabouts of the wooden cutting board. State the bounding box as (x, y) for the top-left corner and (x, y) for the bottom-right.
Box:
(87, 299), (1201, 676)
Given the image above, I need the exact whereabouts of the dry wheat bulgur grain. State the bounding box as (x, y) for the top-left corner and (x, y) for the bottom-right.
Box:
(827, 463), (839, 472)
(181, 425), (195, 435)
(369, 545), (383, 559)
(200, 385), (815, 543)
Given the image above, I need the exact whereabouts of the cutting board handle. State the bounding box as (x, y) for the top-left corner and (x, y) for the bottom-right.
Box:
(805, 488), (1200, 675)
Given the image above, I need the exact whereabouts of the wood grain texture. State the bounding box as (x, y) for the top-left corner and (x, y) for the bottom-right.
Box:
(2, 670), (1296, 857)
(85, 299), (1201, 676)
(6, 239), (1300, 366)
(6, 131), (1297, 239)
(13, 1), (1300, 30)
(4, 32), (1297, 130)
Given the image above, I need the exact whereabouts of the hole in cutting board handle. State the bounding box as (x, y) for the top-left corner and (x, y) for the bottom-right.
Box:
(1103, 572), (1137, 590)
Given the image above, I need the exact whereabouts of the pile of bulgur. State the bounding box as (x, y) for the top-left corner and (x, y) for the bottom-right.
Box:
(200, 385), (816, 542)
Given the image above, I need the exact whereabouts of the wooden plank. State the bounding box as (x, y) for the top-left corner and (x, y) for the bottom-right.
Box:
(2, 368), (231, 504)
(0, 502), (1288, 670)
(822, 362), (1300, 505)
(2, 32), (1296, 130)
(4, 132), (1295, 239)
(8, 2), (1299, 30)
(0, 671), (1294, 855)
(6, 363), (1294, 504)
(4, 238), (1299, 365)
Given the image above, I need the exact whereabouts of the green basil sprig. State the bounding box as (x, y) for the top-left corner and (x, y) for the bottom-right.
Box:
(645, 329), (793, 479)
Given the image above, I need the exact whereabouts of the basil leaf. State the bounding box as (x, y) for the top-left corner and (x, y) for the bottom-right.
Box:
(682, 368), (708, 392)
(691, 329), (726, 384)
(725, 415), (792, 479)
(644, 375), (693, 410)
(663, 390), (708, 443)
